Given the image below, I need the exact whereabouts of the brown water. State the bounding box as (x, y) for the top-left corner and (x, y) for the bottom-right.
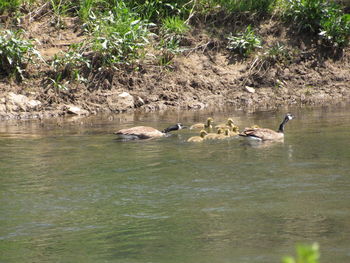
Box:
(1, 105), (350, 262)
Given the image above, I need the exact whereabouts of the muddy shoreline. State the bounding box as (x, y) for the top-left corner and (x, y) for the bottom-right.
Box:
(1, 16), (349, 121)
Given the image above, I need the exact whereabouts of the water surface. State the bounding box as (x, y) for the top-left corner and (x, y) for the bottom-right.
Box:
(1, 105), (350, 262)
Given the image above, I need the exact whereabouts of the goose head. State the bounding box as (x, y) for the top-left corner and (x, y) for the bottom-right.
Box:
(162, 123), (187, 133)
(206, 117), (214, 125)
(199, 130), (208, 138)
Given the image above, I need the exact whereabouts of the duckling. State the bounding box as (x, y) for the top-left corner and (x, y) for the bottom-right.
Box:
(216, 118), (239, 133)
(215, 118), (235, 129)
(187, 130), (208, 142)
(250, 124), (260, 128)
(115, 123), (186, 140)
(190, 117), (214, 130)
(204, 128), (227, 140)
(239, 113), (294, 141)
(227, 127), (239, 137)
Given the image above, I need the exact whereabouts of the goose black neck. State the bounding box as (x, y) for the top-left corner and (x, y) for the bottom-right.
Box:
(162, 125), (179, 133)
(278, 117), (290, 133)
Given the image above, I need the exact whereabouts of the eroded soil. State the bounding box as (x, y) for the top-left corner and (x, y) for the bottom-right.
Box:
(0, 15), (349, 120)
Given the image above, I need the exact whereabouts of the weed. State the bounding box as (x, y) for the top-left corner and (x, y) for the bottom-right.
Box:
(282, 243), (320, 263)
(261, 42), (291, 65)
(126, 0), (189, 22)
(82, 2), (153, 68)
(161, 16), (189, 35)
(204, 0), (276, 14)
(0, 30), (42, 81)
(51, 44), (90, 82)
(227, 25), (262, 57)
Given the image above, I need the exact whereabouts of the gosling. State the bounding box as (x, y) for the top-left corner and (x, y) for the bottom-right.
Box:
(190, 117), (214, 130)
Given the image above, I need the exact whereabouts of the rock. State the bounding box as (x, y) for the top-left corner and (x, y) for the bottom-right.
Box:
(5, 92), (42, 112)
(107, 92), (135, 112)
(134, 96), (145, 108)
(66, 105), (89, 116)
(244, 86), (256, 93)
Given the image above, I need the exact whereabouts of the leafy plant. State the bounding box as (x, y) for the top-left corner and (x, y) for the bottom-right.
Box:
(262, 42), (292, 65)
(227, 25), (262, 57)
(319, 13), (350, 47)
(282, 243), (320, 263)
(0, 30), (42, 81)
(284, 0), (350, 47)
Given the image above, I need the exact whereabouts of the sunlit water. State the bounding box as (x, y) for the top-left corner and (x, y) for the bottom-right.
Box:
(1, 105), (350, 263)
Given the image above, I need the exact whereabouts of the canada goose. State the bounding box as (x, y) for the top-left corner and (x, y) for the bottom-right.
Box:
(239, 113), (294, 141)
(187, 130), (208, 142)
(115, 123), (186, 140)
(190, 117), (214, 130)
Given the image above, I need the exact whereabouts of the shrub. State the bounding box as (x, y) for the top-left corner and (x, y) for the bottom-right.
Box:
(0, 30), (42, 81)
(284, 0), (350, 47)
(227, 25), (262, 57)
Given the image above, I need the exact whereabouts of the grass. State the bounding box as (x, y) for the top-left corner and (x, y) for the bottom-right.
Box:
(0, 0), (20, 14)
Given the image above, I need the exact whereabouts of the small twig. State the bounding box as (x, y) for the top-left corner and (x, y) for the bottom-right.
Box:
(26, 2), (51, 23)
(185, 0), (197, 25)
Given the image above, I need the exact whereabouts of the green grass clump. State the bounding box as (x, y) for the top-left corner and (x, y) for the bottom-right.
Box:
(227, 25), (262, 57)
(205, 0), (276, 14)
(83, 1), (153, 67)
(0, 0), (20, 14)
(282, 243), (320, 263)
(0, 30), (42, 81)
(284, 0), (350, 47)
(161, 16), (189, 35)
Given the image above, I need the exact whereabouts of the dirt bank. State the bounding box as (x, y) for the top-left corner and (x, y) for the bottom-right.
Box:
(0, 16), (349, 120)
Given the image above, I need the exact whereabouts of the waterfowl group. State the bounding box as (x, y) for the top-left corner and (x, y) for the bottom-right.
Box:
(115, 123), (186, 140)
(114, 113), (294, 143)
(239, 113), (294, 141)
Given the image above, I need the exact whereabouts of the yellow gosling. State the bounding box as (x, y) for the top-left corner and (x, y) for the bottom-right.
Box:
(187, 130), (208, 142)
(215, 118), (235, 129)
(204, 128), (226, 140)
(190, 117), (214, 130)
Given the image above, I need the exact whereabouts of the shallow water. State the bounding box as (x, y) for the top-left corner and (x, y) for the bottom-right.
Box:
(1, 105), (350, 263)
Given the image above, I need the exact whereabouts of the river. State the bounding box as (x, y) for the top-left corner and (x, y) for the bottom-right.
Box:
(1, 104), (349, 262)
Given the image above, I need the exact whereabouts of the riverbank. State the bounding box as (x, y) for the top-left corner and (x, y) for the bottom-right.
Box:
(1, 2), (349, 120)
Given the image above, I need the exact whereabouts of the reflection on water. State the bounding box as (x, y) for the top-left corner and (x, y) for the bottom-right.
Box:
(1, 104), (350, 263)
